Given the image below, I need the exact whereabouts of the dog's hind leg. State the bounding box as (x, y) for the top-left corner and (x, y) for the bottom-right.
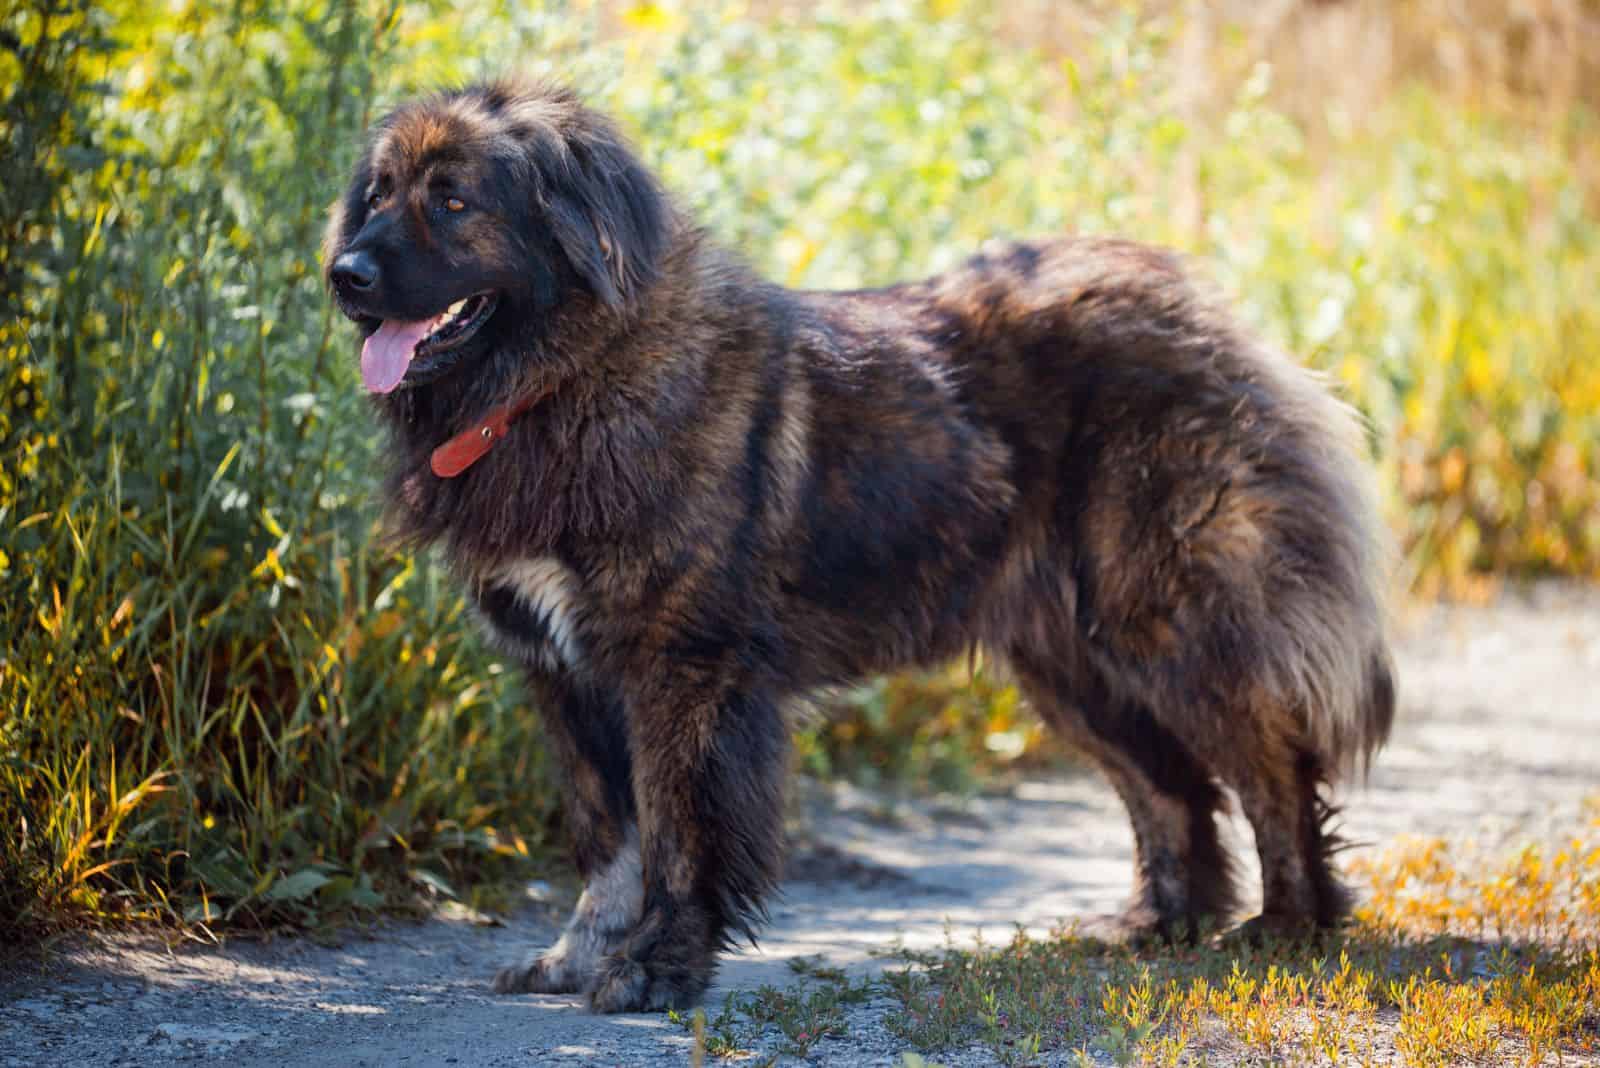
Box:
(1215, 725), (1353, 940)
(493, 674), (639, 995)
(1011, 649), (1239, 942)
(1072, 635), (1364, 936)
(588, 682), (788, 1013)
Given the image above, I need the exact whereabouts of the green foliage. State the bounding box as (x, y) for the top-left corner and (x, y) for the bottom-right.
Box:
(3, 0), (1598, 941)
(673, 958), (879, 1062)
(797, 664), (1051, 798)
(0, 0), (560, 941)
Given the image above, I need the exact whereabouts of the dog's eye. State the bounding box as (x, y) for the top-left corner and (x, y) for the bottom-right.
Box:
(366, 192), (383, 211)
(444, 196), (466, 214)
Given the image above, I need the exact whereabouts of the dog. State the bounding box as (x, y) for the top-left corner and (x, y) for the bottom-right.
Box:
(324, 78), (1395, 1013)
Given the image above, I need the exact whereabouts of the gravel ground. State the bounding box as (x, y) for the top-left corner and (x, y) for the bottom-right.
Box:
(2, 582), (1596, 1067)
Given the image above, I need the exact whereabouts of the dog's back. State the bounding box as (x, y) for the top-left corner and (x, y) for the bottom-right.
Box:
(784, 237), (1393, 774)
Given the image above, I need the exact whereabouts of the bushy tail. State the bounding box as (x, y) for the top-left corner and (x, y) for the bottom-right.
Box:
(1253, 343), (1397, 778)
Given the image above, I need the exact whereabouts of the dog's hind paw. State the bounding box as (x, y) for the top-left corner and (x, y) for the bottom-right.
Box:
(1216, 911), (1343, 949)
(1071, 910), (1172, 948)
(586, 955), (706, 1014)
(1072, 905), (1228, 947)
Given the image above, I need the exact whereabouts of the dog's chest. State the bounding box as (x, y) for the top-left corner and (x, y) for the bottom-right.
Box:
(474, 557), (586, 673)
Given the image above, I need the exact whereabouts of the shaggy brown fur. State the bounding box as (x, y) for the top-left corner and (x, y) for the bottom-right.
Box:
(324, 79), (1395, 1012)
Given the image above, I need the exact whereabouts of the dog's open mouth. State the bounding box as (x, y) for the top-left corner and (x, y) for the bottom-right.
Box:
(360, 292), (499, 394)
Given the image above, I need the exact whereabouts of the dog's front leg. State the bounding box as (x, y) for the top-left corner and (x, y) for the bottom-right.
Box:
(493, 672), (638, 995)
(587, 675), (787, 1013)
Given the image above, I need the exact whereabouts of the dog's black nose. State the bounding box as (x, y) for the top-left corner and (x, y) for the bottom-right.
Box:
(331, 250), (379, 292)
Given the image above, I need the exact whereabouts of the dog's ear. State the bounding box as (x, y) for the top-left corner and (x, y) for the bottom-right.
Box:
(546, 131), (669, 309)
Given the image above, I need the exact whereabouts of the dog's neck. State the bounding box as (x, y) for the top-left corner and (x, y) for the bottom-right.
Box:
(369, 227), (747, 568)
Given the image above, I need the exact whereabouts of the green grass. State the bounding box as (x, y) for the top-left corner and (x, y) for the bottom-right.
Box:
(672, 956), (882, 1062)
(3, 0), (1599, 944)
(684, 805), (1600, 1066)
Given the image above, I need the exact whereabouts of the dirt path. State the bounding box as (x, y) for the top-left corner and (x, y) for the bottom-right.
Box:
(3, 583), (1596, 1067)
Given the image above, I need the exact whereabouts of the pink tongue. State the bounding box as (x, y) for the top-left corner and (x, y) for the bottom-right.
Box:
(361, 319), (433, 394)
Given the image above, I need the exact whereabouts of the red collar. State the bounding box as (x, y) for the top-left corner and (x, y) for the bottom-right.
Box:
(429, 385), (552, 479)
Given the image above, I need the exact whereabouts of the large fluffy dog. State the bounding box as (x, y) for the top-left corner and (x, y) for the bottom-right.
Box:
(325, 79), (1394, 1013)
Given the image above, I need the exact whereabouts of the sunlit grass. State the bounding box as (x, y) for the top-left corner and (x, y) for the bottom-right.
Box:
(687, 801), (1600, 1065)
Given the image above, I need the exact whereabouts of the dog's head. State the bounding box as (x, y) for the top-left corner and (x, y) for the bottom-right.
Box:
(323, 80), (669, 394)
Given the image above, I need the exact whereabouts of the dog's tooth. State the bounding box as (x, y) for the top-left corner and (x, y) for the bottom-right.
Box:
(447, 299), (467, 316)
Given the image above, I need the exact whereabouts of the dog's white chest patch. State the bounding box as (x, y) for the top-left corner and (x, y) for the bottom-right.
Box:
(476, 557), (585, 672)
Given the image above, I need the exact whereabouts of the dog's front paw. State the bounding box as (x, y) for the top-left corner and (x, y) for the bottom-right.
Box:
(587, 954), (707, 1014)
(491, 948), (585, 995)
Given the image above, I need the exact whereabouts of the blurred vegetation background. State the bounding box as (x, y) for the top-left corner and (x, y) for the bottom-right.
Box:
(2, 0), (1597, 943)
